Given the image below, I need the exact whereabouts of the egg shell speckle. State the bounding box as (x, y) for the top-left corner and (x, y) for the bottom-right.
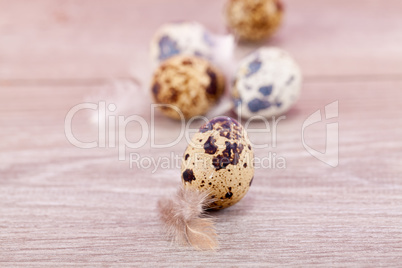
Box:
(233, 47), (302, 118)
(225, 0), (283, 41)
(151, 55), (225, 120)
(181, 117), (254, 209)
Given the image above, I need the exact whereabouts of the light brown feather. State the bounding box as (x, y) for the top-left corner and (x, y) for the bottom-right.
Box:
(157, 187), (218, 250)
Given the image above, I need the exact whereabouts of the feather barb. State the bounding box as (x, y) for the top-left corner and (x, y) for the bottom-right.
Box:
(157, 187), (218, 250)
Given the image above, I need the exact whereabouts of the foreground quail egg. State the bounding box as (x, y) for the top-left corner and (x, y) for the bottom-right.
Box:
(181, 116), (254, 209)
(232, 47), (302, 119)
(225, 0), (283, 41)
(151, 55), (225, 120)
(150, 21), (215, 66)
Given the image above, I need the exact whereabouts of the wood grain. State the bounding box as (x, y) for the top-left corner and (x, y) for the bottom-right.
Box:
(1, 0), (402, 266)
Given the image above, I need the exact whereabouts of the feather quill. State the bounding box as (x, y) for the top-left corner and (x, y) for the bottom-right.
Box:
(158, 187), (218, 250)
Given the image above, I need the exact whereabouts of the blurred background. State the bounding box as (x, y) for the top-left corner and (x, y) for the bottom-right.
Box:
(1, 0), (402, 81)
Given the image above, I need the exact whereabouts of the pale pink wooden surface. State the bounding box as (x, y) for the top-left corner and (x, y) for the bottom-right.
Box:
(1, 0), (402, 266)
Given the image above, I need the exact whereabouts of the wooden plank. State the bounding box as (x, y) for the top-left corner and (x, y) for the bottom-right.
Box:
(1, 79), (401, 266)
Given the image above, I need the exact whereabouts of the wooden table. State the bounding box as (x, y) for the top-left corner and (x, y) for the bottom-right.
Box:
(1, 0), (401, 266)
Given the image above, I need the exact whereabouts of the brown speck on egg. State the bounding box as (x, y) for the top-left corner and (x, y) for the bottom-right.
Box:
(249, 176), (254, 186)
(206, 67), (218, 96)
(182, 59), (193, 65)
(182, 169), (196, 183)
(204, 136), (218, 154)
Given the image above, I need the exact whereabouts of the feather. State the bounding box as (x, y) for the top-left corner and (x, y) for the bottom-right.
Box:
(85, 78), (150, 125)
(158, 187), (218, 250)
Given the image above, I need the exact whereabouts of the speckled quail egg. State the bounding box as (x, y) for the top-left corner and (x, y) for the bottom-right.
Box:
(151, 55), (225, 120)
(225, 0), (283, 41)
(232, 47), (302, 118)
(181, 116), (254, 209)
(150, 21), (215, 66)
